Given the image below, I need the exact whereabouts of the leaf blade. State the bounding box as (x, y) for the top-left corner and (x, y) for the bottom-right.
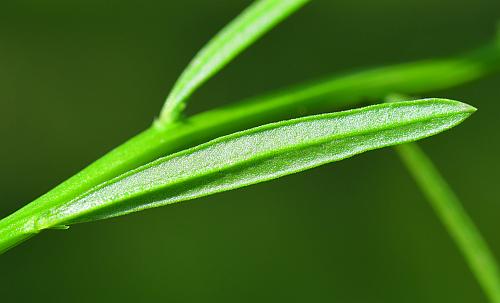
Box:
(38, 99), (475, 227)
(158, 0), (310, 123)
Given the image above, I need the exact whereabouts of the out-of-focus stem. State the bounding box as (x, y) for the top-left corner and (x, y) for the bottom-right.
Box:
(396, 143), (500, 303)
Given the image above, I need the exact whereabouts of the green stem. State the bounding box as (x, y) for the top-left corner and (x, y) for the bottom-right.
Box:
(396, 143), (500, 303)
(1, 40), (499, 253)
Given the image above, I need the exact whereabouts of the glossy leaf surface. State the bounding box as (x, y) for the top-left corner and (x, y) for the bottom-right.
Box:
(37, 99), (475, 227)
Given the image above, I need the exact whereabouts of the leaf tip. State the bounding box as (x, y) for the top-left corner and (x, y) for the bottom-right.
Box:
(457, 101), (477, 114)
(433, 98), (477, 115)
(48, 225), (70, 230)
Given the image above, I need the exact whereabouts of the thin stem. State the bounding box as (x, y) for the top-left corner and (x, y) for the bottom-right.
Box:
(159, 0), (310, 123)
(396, 143), (500, 303)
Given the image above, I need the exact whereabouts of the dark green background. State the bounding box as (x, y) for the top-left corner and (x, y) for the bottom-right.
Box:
(1, 0), (499, 302)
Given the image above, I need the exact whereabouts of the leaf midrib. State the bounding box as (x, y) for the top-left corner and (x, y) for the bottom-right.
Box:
(41, 107), (466, 227)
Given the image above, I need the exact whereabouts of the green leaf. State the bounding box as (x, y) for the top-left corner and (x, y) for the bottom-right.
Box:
(35, 99), (475, 228)
(2, 31), (496, 255)
(158, 0), (310, 124)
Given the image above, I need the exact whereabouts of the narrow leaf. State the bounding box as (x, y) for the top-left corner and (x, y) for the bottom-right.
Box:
(36, 99), (475, 228)
(158, 0), (310, 123)
(2, 40), (497, 254)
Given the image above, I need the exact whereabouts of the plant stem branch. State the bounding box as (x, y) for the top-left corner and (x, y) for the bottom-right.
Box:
(395, 143), (500, 303)
(159, 0), (310, 123)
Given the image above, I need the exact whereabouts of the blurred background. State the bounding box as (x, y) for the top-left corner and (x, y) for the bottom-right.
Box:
(1, 0), (499, 302)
